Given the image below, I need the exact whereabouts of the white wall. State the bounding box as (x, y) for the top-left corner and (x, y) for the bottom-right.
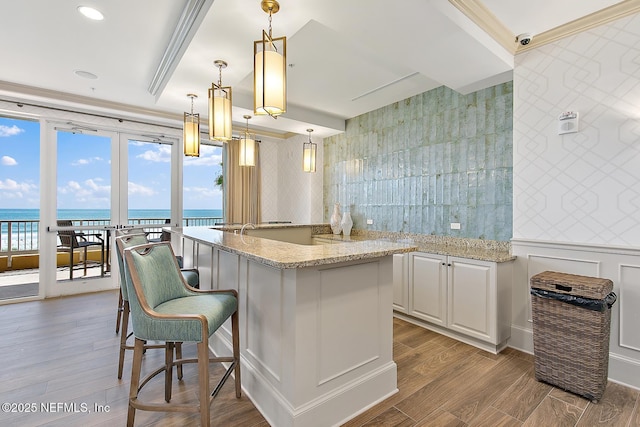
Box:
(260, 134), (323, 224)
(512, 12), (640, 389)
(513, 14), (640, 245)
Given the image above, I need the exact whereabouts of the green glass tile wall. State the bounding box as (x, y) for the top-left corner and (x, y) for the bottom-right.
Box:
(323, 83), (513, 241)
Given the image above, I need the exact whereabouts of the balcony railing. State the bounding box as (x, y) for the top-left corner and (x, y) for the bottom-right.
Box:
(0, 216), (222, 268)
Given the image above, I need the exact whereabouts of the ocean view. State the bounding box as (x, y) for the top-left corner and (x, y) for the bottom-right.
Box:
(0, 209), (223, 221)
(0, 209), (223, 251)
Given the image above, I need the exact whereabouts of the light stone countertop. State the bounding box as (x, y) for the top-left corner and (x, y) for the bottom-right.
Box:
(211, 222), (326, 231)
(168, 226), (418, 269)
(314, 232), (515, 263)
(409, 242), (514, 263)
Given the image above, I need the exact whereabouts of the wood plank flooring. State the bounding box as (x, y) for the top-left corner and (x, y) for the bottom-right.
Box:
(0, 290), (639, 426)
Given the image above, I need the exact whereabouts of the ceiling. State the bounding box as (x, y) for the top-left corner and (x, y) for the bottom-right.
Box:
(0, 0), (626, 138)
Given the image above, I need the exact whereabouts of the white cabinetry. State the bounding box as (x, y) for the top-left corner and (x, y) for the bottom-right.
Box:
(408, 252), (447, 326)
(393, 254), (409, 313)
(399, 252), (513, 353)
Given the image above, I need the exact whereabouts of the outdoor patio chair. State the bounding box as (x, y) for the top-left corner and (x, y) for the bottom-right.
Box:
(56, 220), (105, 280)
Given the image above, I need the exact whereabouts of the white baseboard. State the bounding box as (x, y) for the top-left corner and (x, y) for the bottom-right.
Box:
(507, 327), (640, 391)
(508, 324), (534, 355)
(240, 357), (398, 427)
(209, 331), (398, 427)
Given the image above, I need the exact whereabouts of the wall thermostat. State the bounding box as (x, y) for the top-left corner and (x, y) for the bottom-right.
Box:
(558, 111), (578, 135)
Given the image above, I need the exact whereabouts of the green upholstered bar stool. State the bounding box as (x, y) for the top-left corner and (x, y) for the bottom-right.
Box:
(115, 233), (182, 380)
(121, 242), (240, 427)
(115, 228), (146, 334)
(115, 229), (200, 334)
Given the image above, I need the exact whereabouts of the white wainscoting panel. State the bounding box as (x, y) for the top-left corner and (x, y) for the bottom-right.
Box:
(195, 243), (212, 290)
(619, 263), (640, 352)
(317, 262), (380, 385)
(511, 239), (640, 390)
(182, 237), (195, 269)
(245, 260), (283, 383)
(216, 249), (239, 292)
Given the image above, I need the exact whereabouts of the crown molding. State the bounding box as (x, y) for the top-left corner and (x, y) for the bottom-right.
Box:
(0, 80), (297, 140)
(448, 0), (516, 54)
(0, 80), (182, 123)
(449, 0), (640, 55)
(517, 0), (640, 53)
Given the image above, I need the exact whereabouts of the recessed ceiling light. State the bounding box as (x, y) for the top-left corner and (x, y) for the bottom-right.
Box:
(74, 70), (98, 79)
(77, 6), (104, 21)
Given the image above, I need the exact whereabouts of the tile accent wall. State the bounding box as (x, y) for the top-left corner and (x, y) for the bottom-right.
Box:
(323, 83), (513, 241)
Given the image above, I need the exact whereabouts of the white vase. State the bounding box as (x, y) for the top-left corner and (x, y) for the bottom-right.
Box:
(330, 203), (342, 235)
(341, 210), (353, 237)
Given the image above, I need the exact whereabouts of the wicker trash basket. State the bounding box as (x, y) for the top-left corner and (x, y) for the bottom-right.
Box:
(530, 271), (616, 402)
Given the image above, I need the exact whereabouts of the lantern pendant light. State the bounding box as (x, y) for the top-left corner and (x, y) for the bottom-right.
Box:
(208, 60), (232, 142)
(183, 93), (200, 157)
(239, 115), (256, 167)
(254, 0), (286, 118)
(303, 128), (317, 173)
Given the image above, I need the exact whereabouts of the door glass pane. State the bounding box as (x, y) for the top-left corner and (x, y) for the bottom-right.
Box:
(127, 139), (171, 237)
(183, 143), (224, 226)
(56, 131), (111, 282)
(0, 116), (40, 299)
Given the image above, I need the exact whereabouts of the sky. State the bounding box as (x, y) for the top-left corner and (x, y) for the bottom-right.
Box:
(0, 116), (223, 211)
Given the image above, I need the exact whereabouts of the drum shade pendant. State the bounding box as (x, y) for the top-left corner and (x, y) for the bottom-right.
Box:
(254, 0), (286, 118)
(303, 128), (317, 173)
(183, 93), (200, 157)
(239, 115), (256, 167)
(208, 60), (232, 141)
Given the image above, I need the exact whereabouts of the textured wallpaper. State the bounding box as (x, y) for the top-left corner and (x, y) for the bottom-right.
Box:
(323, 83), (513, 241)
(513, 12), (640, 245)
(260, 134), (324, 224)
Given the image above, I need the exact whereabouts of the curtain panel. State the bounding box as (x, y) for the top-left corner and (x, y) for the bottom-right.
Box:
(224, 140), (261, 224)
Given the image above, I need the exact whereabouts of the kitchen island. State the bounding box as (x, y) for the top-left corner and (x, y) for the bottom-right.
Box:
(167, 226), (417, 427)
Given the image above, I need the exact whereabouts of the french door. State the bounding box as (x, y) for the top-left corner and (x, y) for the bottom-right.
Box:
(40, 123), (180, 297)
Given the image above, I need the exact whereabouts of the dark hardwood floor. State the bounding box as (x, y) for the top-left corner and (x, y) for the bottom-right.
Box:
(0, 290), (638, 426)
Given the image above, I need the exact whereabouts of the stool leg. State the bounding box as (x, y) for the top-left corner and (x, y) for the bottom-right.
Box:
(127, 338), (144, 427)
(117, 301), (130, 379)
(115, 289), (123, 334)
(197, 341), (210, 427)
(165, 342), (174, 403)
(175, 342), (183, 380)
(232, 310), (241, 398)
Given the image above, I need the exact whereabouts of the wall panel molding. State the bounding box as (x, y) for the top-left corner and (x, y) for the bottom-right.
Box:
(511, 238), (640, 390)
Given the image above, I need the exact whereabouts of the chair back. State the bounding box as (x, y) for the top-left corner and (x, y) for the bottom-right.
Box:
(57, 220), (78, 248)
(115, 233), (148, 301)
(121, 242), (193, 340)
(118, 227), (147, 236)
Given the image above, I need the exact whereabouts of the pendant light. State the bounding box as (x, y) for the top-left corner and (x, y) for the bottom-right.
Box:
(303, 128), (317, 173)
(239, 115), (256, 167)
(208, 60), (232, 141)
(183, 93), (200, 157)
(254, 0), (286, 118)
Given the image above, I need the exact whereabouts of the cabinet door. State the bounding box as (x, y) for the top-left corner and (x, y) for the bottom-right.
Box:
(393, 254), (409, 313)
(447, 257), (496, 343)
(409, 252), (447, 326)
